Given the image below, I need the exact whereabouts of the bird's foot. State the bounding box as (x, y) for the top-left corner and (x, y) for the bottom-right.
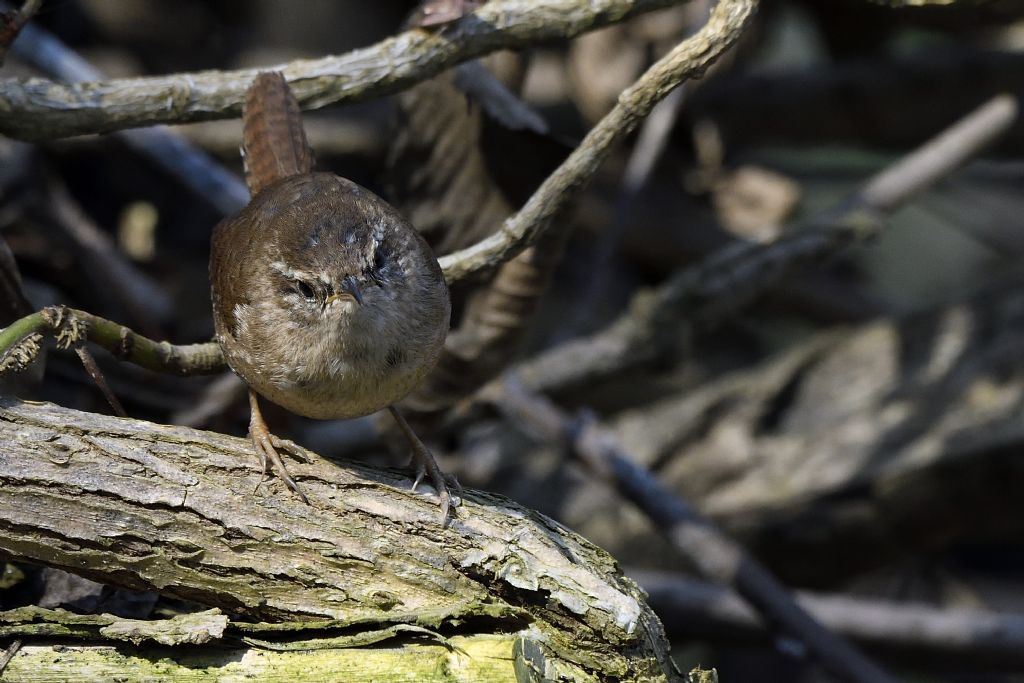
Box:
(389, 406), (460, 524)
(410, 449), (462, 524)
(248, 390), (309, 503)
(267, 434), (313, 464)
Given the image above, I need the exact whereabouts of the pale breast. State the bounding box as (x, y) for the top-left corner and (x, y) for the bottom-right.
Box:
(221, 291), (445, 420)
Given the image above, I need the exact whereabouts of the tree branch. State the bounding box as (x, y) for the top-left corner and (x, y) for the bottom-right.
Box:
(438, 0), (757, 283)
(514, 93), (1017, 394)
(0, 0), (689, 141)
(2, 3), (249, 214)
(0, 397), (675, 681)
(491, 378), (900, 683)
(635, 570), (1024, 670)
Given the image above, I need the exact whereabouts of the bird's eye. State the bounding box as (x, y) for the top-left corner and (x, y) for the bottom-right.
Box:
(294, 280), (317, 301)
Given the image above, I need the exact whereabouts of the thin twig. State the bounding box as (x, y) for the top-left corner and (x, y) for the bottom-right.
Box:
(558, 81), (689, 340)
(407, 2), (753, 419)
(852, 95), (1019, 213)
(438, 0), (757, 284)
(492, 378), (900, 683)
(400, 3), (753, 419)
(0, 0), (40, 66)
(515, 93), (1019, 394)
(74, 346), (127, 417)
(452, 60), (550, 135)
(0, 0), (689, 141)
(0, 638), (22, 676)
(562, 0), (714, 340)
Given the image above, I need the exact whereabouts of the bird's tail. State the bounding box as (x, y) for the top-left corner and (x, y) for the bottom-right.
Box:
(241, 72), (314, 196)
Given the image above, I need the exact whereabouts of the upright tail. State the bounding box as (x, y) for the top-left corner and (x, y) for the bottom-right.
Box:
(241, 72), (314, 196)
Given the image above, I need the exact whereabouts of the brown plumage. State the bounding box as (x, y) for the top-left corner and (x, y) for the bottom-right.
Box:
(209, 72), (455, 518)
(241, 72), (314, 196)
(211, 172), (449, 420)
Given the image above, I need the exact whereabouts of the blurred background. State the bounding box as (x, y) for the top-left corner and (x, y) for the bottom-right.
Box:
(3, 0), (1024, 680)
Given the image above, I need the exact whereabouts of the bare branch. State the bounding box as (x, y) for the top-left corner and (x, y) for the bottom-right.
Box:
(439, 0), (757, 283)
(7, 10), (248, 214)
(0, 638), (21, 677)
(492, 378), (900, 683)
(560, 79), (689, 340)
(854, 94), (1018, 213)
(635, 570), (1024, 669)
(0, 0), (689, 141)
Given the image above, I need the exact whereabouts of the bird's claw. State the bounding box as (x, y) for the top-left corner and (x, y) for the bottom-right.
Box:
(248, 391), (309, 503)
(408, 451), (461, 524)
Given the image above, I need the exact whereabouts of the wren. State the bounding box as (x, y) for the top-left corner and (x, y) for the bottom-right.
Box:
(209, 73), (455, 518)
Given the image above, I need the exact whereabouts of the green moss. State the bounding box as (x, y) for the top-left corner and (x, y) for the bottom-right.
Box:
(4, 638), (523, 682)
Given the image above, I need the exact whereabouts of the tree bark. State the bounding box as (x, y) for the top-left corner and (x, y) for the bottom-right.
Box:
(0, 397), (675, 681)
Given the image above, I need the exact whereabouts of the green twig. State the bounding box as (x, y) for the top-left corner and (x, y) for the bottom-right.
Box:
(0, 306), (225, 377)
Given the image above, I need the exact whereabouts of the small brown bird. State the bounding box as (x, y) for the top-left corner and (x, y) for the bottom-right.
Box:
(209, 72), (455, 517)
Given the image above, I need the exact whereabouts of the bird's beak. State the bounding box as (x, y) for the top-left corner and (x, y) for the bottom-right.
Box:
(326, 275), (363, 306)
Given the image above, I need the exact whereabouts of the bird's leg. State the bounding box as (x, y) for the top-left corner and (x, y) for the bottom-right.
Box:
(388, 405), (460, 523)
(248, 389), (308, 503)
